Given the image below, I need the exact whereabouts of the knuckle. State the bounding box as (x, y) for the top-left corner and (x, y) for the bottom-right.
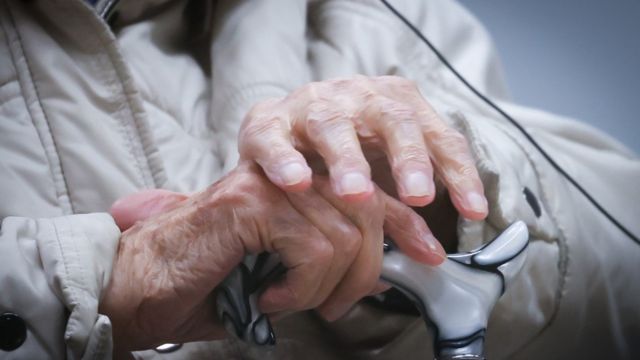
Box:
(239, 115), (283, 150)
(454, 162), (478, 178)
(396, 144), (430, 166)
(232, 170), (257, 189)
(440, 155), (478, 186)
(222, 167), (259, 192)
(306, 103), (345, 132)
(353, 74), (369, 82)
(376, 98), (416, 121)
(245, 99), (275, 119)
(209, 173), (259, 208)
(418, 108), (442, 126)
(301, 81), (330, 100)
(241, 98), (282, 127)
(249, 98), (278, 114)
(351, 75), (372, 89)
(335, 223), (362, 258)
(309, 238), (335, 267)
(328, 77), (353, 89)
(379, 75), (415, 87)
(334, 152), (369, 171)
(240, 116), (272, 139)
(434, 127), (470, 151)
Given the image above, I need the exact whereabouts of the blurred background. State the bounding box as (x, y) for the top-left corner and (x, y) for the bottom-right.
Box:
(459, 0), (640, 154)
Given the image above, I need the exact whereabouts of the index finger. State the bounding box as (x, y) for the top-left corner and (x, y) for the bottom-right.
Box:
(238, 99), (312, 192)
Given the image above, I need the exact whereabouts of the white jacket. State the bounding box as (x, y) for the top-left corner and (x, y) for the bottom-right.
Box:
(0, 0), (638, 359)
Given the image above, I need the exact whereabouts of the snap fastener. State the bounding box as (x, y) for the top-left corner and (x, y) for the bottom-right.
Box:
(523, 187), (542, 218)
(0, 312), (27, 351)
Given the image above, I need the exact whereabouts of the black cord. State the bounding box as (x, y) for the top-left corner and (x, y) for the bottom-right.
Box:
(380, 0), (640, 246)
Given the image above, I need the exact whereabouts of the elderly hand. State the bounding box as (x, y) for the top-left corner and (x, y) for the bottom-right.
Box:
(239, 75), (488, 220)
(100, 163), (444, 353)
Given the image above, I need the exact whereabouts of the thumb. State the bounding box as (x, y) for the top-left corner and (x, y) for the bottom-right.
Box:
(110, 189), (188, 231)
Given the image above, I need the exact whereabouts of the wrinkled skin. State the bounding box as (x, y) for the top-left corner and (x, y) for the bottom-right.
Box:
(100, 163), (446, 356)
(239, 75), (488, 219)
(101, 75), (488, 357)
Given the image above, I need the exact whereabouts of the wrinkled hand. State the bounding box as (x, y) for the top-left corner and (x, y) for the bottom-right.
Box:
(100, 163), (445, 353)
(239, 75), (488, 220)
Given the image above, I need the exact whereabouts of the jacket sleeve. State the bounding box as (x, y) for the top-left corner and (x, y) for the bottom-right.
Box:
(0, 213), (120, 359)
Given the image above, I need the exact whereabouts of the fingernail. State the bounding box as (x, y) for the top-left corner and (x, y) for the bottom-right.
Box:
(423, 234), (446, 263)
(402, 171), (433, 197)
(279, 162), (308, 186)
(423, 233), (439, 252)
(338, 172), (370, 195)
(465, 192), (488, 213)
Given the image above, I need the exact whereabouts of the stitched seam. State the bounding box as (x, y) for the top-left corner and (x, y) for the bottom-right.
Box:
(64, 0), (160, 188)
(15, 38), (77, 214)
(96, 52), (147, 187)
(74, 1), (149, 187)
(80, 12), (162, 188)
(54, 216), (103, 359)
(139, 95), (182, 128)
(72, 229), (104, 360)
(51, 217), (81, 342)
(91, 320), (107, 360)
(1, 1), (74, 214)
(314, 1), (403, 30)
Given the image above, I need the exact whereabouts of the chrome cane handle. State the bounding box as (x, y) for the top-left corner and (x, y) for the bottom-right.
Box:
(216, 221), (529, 359)
(381, 221), (529, 359)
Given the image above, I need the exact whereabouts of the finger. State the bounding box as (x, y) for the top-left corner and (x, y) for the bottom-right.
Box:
(421, 115), (488, 220)
(368, 281), (392, 296)
(286, 185), (364, 308)
(364, 96), (435, 206)
(383, 192), (446, 265)
(258, 224), (334, 314)
(239, 99), (312, 192)
(292, 94), (374, 201)
(311, 178), (385, 321)
(110, 189), (188, 231)
(373, 76), (488, 219)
